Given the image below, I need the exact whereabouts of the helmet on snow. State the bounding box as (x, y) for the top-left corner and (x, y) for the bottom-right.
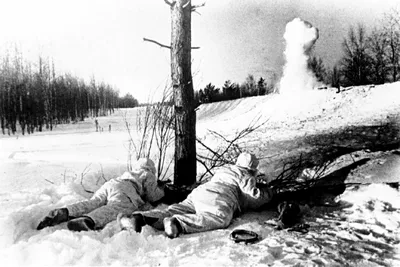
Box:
(235, 152), (259, 172)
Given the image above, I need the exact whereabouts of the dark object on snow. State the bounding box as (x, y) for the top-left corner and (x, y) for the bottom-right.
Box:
(67, 216), (95, 231)
(277, 201), (301, 229)
(37, 208), (69, 230)
(269, 158), (369, 206)
(386, 182), (399, 190)
(287, 223), (310, 234)
(230, 229), (259, 244)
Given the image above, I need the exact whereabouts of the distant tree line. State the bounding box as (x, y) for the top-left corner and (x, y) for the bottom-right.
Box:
(309, 9), (400, 88)
(118, 93), (139, 108)
(0, 52), (139, 135)
(195, 74), (276, 105)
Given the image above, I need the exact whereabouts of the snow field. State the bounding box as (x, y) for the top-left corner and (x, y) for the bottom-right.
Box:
(0, 176), (399, 266)
(1, 83), (400, 266)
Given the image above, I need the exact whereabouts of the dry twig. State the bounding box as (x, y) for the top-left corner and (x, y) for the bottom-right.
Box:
(124, 84), (175, 181)
(44, 179), (54, 184)
(79, 164), (94, 194)
(196, 115), (269, 182)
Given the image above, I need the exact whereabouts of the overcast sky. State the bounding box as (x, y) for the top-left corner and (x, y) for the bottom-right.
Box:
(0, 0), (399, 102)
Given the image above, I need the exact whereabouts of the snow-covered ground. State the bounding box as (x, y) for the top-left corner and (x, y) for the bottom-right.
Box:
(1, 83), (400, 266)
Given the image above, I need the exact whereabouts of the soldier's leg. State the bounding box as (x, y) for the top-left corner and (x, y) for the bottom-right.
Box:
(120, 198), (196, 232)
(173, 203), (235, 234)
(66, 181), (110, 218)
(143, 198), (196, 230)
(68, 188), (138, 231)
(86, 198), (138, 229)
(66, 198), (105, 219)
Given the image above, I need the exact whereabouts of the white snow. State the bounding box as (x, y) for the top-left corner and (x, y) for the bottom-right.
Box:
(1, 85), (400, 266)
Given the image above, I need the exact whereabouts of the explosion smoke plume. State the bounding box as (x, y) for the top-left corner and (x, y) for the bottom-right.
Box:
(279, 18), (320, 94)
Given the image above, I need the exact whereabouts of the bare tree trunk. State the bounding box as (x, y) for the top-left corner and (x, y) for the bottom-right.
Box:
(171, 0), (196, 186)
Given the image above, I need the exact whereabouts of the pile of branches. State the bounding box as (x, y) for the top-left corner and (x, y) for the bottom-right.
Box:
(265, 118), (400, 195)
(260, 159), (335, 194)
(196, 116), (268, 183)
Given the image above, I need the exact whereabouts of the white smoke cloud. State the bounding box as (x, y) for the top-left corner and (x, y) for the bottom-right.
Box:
(279, 18), (321, 94)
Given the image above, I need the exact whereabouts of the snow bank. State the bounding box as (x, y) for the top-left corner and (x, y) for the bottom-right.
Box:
(196, 82), (400, 142)
(341, 184), (400, 232)
(1, 84), (400, 266)
(1, 179), (399, 266)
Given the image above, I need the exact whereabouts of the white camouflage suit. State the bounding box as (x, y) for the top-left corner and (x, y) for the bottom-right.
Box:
(66, 158), (164, 228)
(139, 154), (273, 234)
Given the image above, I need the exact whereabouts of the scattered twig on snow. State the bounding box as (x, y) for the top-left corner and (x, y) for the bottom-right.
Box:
(80, 164), (94, 194)
(44, 179), (54, 184)
(96, 164), (108, 185)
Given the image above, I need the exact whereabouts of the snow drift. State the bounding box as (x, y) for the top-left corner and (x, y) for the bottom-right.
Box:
(1, 81), (400, 266)
(0, 179), (399, 266)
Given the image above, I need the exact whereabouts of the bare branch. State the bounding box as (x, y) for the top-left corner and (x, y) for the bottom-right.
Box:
(196, 157), (213, 182)
(81, 164), (92, 178)
(196, 115), (269, 181)
(143, 38), (200, 49)
(143, 38), (171, 49)
(192, 10), (202, 16)
(196, 138), (219, 155)
(191, 2), (205, 11)
(191, 2), (205, 15)
(124, 83), (175, 182)
(44, 179), (54, 184)
(122, 111), (139, 169)
(182, 0), (191, 9)
(97, 164), (108, 185)
(78, 164), (94, 194)
(164, 0), (176, 7)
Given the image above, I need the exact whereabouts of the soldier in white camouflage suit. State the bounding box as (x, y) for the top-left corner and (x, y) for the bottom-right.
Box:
(118, 152), (274, 238)
(37, 158), (165, 231)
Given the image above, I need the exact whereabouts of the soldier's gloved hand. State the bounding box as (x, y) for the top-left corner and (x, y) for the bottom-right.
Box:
(37, 208), (69, 230)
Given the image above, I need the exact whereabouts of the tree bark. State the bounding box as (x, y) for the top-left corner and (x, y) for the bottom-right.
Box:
(171, 0), (197, 186)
